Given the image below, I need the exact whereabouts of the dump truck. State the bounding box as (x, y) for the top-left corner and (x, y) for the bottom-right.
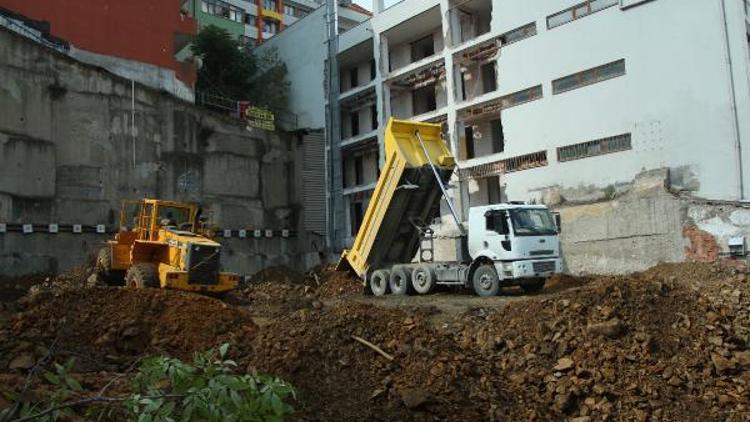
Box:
(95, 198), (239, 294)
(337, 118), (562, 297)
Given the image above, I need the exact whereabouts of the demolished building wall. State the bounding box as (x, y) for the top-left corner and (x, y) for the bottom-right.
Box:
(0, 27), (319, 277)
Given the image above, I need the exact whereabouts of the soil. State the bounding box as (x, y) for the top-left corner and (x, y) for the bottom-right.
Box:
(0, 262), (748, 421)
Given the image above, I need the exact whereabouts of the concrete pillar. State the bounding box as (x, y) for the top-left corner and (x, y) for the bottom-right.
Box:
(373, 0), (386, 15)
(439, 0), (467, 222)
(375, 32), (390, 167)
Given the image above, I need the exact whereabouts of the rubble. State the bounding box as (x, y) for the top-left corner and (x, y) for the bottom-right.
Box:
(0, 262), (748, 420)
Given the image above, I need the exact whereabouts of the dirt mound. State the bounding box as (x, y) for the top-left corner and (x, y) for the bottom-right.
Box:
(250, 265), (306, 284)
(1, 262), (747, 421)
(238, 263), (749, 420)
(310, 265), (361, 298)
(230, 265), (360, 317)
(1, 287), (257, 372)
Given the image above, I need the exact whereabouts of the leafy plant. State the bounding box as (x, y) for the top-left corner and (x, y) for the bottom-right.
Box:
(125, 343), (295, 421)
(191, 25), (290, 112)
(1, 345), (295, 422)
(4, 358), (84, 422)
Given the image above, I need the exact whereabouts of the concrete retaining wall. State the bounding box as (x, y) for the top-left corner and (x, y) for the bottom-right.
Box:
(0, 27), (321, 277)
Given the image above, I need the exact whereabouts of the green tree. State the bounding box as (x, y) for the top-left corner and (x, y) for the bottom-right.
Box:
(191, 25), (290, 112)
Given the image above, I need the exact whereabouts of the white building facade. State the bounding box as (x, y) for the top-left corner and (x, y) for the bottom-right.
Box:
(261, 0), (750, 271)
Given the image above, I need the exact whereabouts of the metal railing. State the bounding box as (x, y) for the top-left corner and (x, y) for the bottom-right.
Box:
(195, 90), (298, 131)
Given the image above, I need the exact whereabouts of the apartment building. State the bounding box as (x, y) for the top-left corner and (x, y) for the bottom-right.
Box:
(331, 0), (750, 248)
(184, 0), (369, 47)
(259, 0), (750, 264)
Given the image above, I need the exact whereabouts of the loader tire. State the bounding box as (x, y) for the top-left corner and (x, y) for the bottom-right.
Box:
(369, 269), (390, 296)
(125, 263), (159, 289)
(389, 267), (413, 296)
(411, 265), (435, 295)
(95, 247), (124, 286)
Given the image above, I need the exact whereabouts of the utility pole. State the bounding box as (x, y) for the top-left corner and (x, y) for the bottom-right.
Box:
(324, 0), (342, 250)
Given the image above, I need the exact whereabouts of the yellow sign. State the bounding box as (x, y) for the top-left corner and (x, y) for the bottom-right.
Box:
(245, 106), (275, 131)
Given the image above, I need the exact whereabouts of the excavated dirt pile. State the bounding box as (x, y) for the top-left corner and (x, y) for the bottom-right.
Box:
(0, 262), (748, 421)
(0, 287), (257, 372)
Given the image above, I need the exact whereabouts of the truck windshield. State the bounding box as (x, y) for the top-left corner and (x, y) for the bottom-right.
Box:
(509, 209), (557, 236)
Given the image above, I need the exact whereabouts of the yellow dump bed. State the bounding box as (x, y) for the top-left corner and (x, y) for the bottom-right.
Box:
(337, 118), (456, 278)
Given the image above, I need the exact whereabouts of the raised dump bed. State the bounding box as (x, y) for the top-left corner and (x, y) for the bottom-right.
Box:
(337, 118), (455, 279)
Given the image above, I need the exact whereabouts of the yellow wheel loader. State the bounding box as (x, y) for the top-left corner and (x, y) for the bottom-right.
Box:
(95, 199), (239, 294)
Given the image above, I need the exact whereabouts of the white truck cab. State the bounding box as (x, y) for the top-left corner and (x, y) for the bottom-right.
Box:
(467, 204), (562, 286)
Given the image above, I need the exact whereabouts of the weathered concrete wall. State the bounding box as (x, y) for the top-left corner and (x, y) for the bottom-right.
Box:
(554, 169), (750, 275)
(429, 168), (750, 275)
(0, 27), (318, 276)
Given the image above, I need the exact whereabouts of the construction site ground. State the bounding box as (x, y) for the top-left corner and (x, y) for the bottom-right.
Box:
(1, 262), (749, 421)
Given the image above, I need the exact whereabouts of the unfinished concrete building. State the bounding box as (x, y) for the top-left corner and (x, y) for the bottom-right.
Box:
(259, 0), (750, 273)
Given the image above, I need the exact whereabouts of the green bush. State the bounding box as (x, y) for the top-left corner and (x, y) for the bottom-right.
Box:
(2, 344), (295, 422)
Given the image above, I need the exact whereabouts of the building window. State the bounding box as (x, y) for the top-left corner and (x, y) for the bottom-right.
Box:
(547, 0), (619, 29)
(354, 155), (364, 185)
(552, 59), (625, 95)
(284, 4), (295, 15)
(490, 118), (504, 153)
(486, 176), (502, 204)
(410, 35), (435, 62)
(201, 0), (243, 22)
(503, 151), (547, 173)
(350, 202), (364, 236)
(499, 22), (537, 45)
(464, 126), (475, 159)
(412, 85), (437, 115)
(349, 68), (359, 88)
(263, 20), (279, 34)
(481, 62), (497, 94)
(500, 85), (543, 109)
(350, 111), (360, 137)
(264, 0), (276, 10)
(557, 133), (632, 162)
(461, 150), (548, 179)
(370, 104), (378, 131)
(370, 59), (376, 80)
(245, 13), (256, 25)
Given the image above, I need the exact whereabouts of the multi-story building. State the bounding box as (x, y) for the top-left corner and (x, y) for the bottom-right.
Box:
(260, 0), (750, 263)
(184, 0), (370, 48)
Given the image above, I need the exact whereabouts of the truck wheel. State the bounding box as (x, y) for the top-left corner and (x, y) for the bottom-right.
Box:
(389, 267), (412, 296)
(369, 269), (390, 296)
(95, 247), (125, 286)
(472, 264), (500, 297)
(125, 263), (159, 289)
(521, 278), (545, 293)
(411, 265), (435, 295)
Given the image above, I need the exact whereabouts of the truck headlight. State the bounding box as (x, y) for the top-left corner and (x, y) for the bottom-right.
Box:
(502, 262), (513, 272)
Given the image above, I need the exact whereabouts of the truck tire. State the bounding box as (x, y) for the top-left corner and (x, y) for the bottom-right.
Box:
(389, 267), (413, 296)
(472, 264), (500, 297)
(95, 247), (125, 286)
(125, 263), (159, 289)
(369, 269), (390, 296)
(411, 265), (435, 295)
(521, 278), (545, 293)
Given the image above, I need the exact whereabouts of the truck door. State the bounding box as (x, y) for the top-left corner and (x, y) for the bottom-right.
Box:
(484, 210), (511, 259)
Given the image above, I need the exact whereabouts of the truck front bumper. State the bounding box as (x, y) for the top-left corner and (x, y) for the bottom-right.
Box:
(495, 258), (562, 280)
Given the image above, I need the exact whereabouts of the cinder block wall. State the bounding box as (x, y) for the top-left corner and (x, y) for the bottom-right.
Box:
(0, 28), (319, 277)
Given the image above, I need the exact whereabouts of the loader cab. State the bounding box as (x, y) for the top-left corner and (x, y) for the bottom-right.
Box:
(467, 204), (560, 262)
(133, 199), (197, 241)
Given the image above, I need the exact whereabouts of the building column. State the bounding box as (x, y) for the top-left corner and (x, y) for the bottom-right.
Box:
(375, 32), (390, 167)
(439, 0), (467, 222)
